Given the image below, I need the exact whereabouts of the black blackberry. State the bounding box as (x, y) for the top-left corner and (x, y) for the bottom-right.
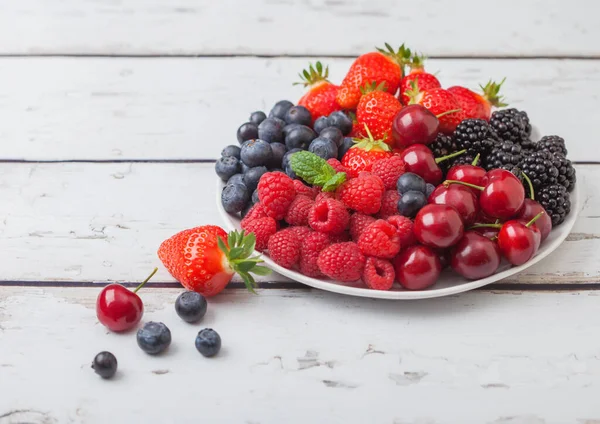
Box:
(446, 153), (477, 171)
(489, 108), (531, 144)
(518, 150), (559, 190)
(552, 154), (576, 192)
(484, 140), (523, 171)
(536, 135), (568, 157)
(453, 119), (498, 160)
(537, 184), (571, 226)
(429, 133), (458, 158)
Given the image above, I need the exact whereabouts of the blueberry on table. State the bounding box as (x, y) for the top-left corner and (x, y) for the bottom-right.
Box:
(258, 118), (284, 144)
(195, 328), (222, 357)
(338, 137), (355, 161)
(92, 351), (118, 379)
(221, 183), (250, 214)
(236, 122), (258, 144)
(137, 322), (172, 355)
(241, 162), (250, 174)
(249, 111), (267, 126)
(313, 116), (329, 134)
(319, 127), (344, 147)
(240, 139), (273, 167)
(283, 123), (302, 137)
(309, 137), (338, 160)
(227, 173), (245, 186)
(285, 164), (297, 180)
(285, 125), (316, 151)
(282, 148), (302, 170)
(328, 111), (353, 135)
(221, 145), (241, 159)
(251, 189), (259, 204)
(397, 172), (427, 195)
(241, 202), (253, 218)
(269, 142), (286, 169)
(242, 166), (268, 192)
(215, 156), (241, 182)
(398, 190), (427, 218)
(269, 100), (294, 120)
(284, 105), (312, 126)
(425, 183), (436, 198)
(175, 291), (207, 323)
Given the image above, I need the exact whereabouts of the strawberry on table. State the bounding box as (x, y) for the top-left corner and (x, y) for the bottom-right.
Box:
(297, 61), (341, 122)
(407, 87), (462, 134)
(341, 126), (392, 177)
(356, 81), (402, 146)
(447, 79), (507, 121)
(399, 54), (441, 105)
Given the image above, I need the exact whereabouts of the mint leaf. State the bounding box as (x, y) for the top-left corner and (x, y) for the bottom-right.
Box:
(322, 172), (347, 192)
(290, 151), (336, 187)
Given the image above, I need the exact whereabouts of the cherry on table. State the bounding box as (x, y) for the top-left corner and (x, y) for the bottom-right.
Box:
(445, 155), (486, 193)
(516, 198), (552, 241)
(400, 144), (466, 185)
(450, 231), (501, 279)
(393, 245), (442, 290)
(427, 184), (479, 226)
(392, 104), (460, 148)
(497, 212), (544, 265)
(414, 204), (465, 249)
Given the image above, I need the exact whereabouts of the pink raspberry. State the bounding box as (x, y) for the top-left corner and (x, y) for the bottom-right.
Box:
(357, 219), (402, 259)
(258, 172), (296, 220)
(349, 213), (377, 241)
(317, 242), (365, 282)
(308, 198), (350, 234)
(299, 231), (331, 278)
(284, 195), (314, 226)
(288, 225), (313, 239)
(242, 216), (278, 252)
(240, 203), (268, 228)
(314, 190), (336, 203)
(362, 257), (395, 290)
(337, 172), (384, 215)
(327, 158), (350, 174)
(376, 190), (400, 219)
(267, 228), (301, 269)
(387, 215), (417, 249)
(371, 155), (406, 190)
(293, 179), (318, 199)
(328, 231), (351, 243)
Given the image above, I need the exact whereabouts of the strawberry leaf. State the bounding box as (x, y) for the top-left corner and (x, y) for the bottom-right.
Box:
(251, 266), (271, 276)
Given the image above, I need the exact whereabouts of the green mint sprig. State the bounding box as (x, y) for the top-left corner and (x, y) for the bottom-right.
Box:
(289, 151), (346, 192)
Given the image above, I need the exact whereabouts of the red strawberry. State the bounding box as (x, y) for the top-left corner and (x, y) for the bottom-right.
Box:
(268, 228), (302, 269)
(317, 242), (365, 282)
(349, 213), (377, 241)
(447, 79), (507, 121)
(341, 126), (392, 177)
(299, 231), (331, 278)
(242, 217), (277, 252)
(362, 257), (395, 290)
(284, 195), (314, 226)
(336, 43), (412, 110)
(408, 87), (462, 134)
(347, 111), (366, 139)
(338, 172), (385, 215)
(257, 172), (296, 220)
(376, 190), (400, 219)
(357, 219), (401, 259)
(356, 82), (403, 145)
(370, 155), (406, 189)
(398, 53), (442, 105)
(297, 62), (341, 121)
(158, 226), (268, 297)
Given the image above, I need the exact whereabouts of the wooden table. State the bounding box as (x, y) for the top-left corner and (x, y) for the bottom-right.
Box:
(1, 2), (599, 423)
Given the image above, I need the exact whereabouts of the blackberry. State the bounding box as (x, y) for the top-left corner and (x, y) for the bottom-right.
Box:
(537, 184), (571, 226)
(453, 119), (498, 161)
(489, 108), (531, 144)
(445, 153), (477, 171)
(536, 135), (568, 157)
(429, 133), (458, 158)
(552, 154), (576, 192)
(484, 140), (523, 171)
(518, 150), (559, 190)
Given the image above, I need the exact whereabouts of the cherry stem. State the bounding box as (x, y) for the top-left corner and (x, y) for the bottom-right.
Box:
(470, 223), (502, 229)
(471, 154), (480, 166)
(443, 179), (484, 191)
(435, 108), (461, 119)
(435, 149), (467, 164)
(133, 267), (158, 293)
(521, 172), (535, 200)
(526, 211), (545, 228)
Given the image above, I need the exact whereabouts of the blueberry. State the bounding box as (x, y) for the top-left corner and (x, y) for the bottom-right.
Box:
(241, 202), (253, 218)
(215, 156), (241, 182)
(221, 183), (250, 214)
(309, 137), (338, 160)
(137, 322), (172, 355)
(241, 162), (250, 174)
(313, 116), (330, 134)
(269, 100), (294, 120)
(258, 118), (284, 144)
(221, 144), (241, 159)
(251, 189), (259, 204)
(284, 105), (312, 126)
(425, 183), (436, 198)
(175, 291), (207, 323)
(285, 125), (316, 150)
(236, 122), (258, 144)
(269, 168), (284, 173)
(227, 173), (245, 186)
(285, 164), (298, 180)
(195, 328), (222, 357)
(283, 123), (302, 137)
(269, 142), (286, 168)
(249, 111), (267, 126)
(338, 137), (355, 160)
(282, 148), (302, 170)
(243, 166), (268, 192)
(240, 139), (273, 167)
(319, 127), (344, 147)
(328, 111), (353, 135)
(398, 191), (427, 218)
(92, 351), (117, 379)
(397, 172), (427, 194)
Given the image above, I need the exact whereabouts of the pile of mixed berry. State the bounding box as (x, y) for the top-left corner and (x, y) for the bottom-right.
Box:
(215, 44), (576, 291)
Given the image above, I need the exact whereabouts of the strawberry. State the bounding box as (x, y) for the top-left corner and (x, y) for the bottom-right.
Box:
(408, 87), (462, 134)
(398, 54), (441, 105)
(347, 111), (365, 139)
(158, 226), (270, 297)
(341, 126), (392, 177)
(297, 62), (341, 121)
(336, 43), (412, 110)
(447, 79), (507, 121)
(356, 82), (402, 145)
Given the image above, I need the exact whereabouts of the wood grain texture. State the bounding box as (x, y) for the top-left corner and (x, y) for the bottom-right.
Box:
(0, 162), (593, 286)
(2, 287), (600, 424)
(0, 0), (596, 56)
(1, 57), (599, 162)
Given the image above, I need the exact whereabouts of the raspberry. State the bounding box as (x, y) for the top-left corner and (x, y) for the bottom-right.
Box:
(267, 229), (301, 269)
(357, 219), (401, 259)
(315, 190), (336, 203)
(328, 231), (351, 243)
(371, 156), (406, 190)
(258, 172), (296, 220)
(338, 173), (384, 215)
(299, 232), (331, 278)
(240, 203), (268, 228)
(387, 215), (416, 249)
(308, 198), (350, 234)
(362, 257), (395, 290)
(288, 225), (312, 239)
(327, 158), (349, 174)
(317, 242), (365, 282)
(293, 179), (318, 199)
(284, 195), (314, 226)
(376, 190), (400, 219)
(242, 216), (277, 252)
(349, 213), (377, 241)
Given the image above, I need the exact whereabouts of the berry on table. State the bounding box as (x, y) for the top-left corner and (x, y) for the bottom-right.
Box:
(92, 351), (118, 379)
(396, 172), (426, 194)
(313, 116), (330, 134)
(299, 231), (331, 278)
(377, 190), (400, 219)
(296, 62), (342, 121)
(221, 145), (241, 159)
(237, 122), (259, 144)
(371, 155), (406, 190)
(309, 137), (338, 160)
(269, 142), (287, 169)
(195, 328), (222, 357)
(267, 228), (302, 269)
(319, 127), (344, 147)
(497, 213), (543, 265)
(399, 68), (441, 106)
(308, 197), (350, 234)
(428, 184), (479, 226)
(285, 195), (314, 226)
(242, 166), (268, 192)
(258, 117), (285, 143)
(240, 139), (273, 168)
(397, 190), (427, 218)
(326, 158), (349, 174)
(249, 111), (267, 126)
(285, 105), (312, 126)
(338, 172), (385, 215)
(484, 140), (523, 171)
(137, 322), (172, 355)
(357, 219), (401, 259)
(240, 203), (268, 227)
(447, 80), (506, 121)
(536, 135), (567, 157)
(269, 100), (294, 120)
(221, 183), (250, 214)
(242, 216), (277, 252)
(349, 213), (377, 241)
(215, 156), (242, 182)
(516, 198), (553, 241)
(407, 87), (462, 134)
(393, 245), (442, 290)
(175, 291), (207, 323)
(328, 111), (353, 135)
(429, 133), (458, 169)
(362, 257), (395, 290)
(317, 242), (366, 282)
(285, 125), (316, 151)
(553, 154), (576, 192)
(257, 172), (297, 220)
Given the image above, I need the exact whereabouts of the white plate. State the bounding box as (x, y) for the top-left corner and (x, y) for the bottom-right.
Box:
(216, 179), (581, 300)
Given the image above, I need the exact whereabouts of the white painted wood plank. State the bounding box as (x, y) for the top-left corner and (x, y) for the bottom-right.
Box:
(1, 287), (600, 424)
(1, 57), (598, 162)
(0, 0), (597, 56)
(0, 162), (595, 286)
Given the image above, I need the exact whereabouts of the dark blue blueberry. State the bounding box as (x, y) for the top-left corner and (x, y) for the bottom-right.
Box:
(425, 183), (436, 198)
(92, 351), (117, 379)
(338, 137), (355, 160)
(227, 173), (245, 186)
(319, 127), (344, 147)
(215, 156), (241, 182)
(269, 142), (286, 168)
(137, 322), (172, 355)
(258, 118), (284, 144)
(236, 122), (258, 144)
(241, 162), (250, 174)
(269, 100), (294, 120)
(282, 148), (302, 170)
(195, 328), (222, 357)
(285, 164), (298, 180)
(251, 189), (259, 204)
(328, 111), (353, 135)
(240, 139), (273, 167)
(313, 116), (330, 134)
(309, 137), (338, 160)
(397, 172), (427, 195)
(285, 125), (316, 151)
(221, 183), (250, 214)
(284, 105), (312, 126)
(249, 111), (267, 126)
(283, 123), (302, 137)
(243, 166), (268, 192)
(398, 191), (427, 218)
(221, 144), (241, 159)
(175, 291), (207, 323)
(269, 168), (284, 173)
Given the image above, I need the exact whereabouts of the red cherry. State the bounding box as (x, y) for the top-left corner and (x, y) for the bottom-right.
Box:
(400, 144), (465, 185)
(428, 184), (479, 226)
(497, 217), (542, 265)
(446, 159), (486, 194)
(392, 104), (439, 148)
(393, 245), (442, 290)
(96, 268), (157, 332)
(450, 231), (501, 279)
(473, 226), (499, 240)
(414, 204), (465, 248)
(516, 199), (552, 241)
(479, 170), (525, 220)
